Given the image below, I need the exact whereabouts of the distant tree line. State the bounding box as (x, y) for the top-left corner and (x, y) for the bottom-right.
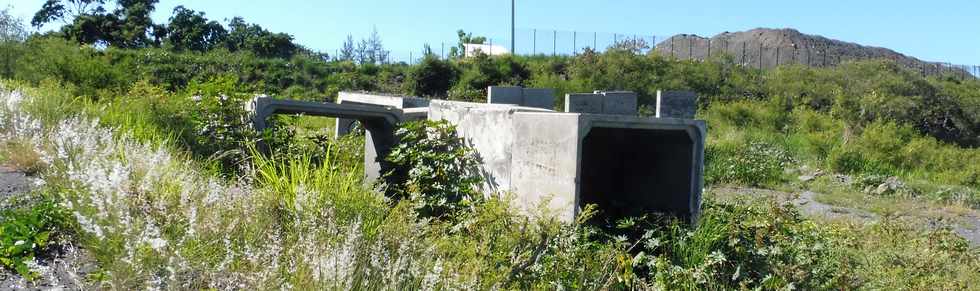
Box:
(29, 0), (303, 59)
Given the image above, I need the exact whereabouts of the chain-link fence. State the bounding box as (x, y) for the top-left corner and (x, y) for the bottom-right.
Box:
(328, 28), (980, 80)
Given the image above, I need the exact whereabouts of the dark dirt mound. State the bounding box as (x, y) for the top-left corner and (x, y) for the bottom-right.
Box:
(654, 28), (963, 75)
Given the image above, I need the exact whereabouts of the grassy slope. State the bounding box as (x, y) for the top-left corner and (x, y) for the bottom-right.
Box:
(1, 39), (979, 289)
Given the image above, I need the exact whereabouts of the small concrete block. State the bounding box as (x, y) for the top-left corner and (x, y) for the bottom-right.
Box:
(565, 93), (603, 113)
(522, 88), (555, 110)
(600, 91), (638, 115)
(656, 90), (698, 119)
(488, 86), (524, 105)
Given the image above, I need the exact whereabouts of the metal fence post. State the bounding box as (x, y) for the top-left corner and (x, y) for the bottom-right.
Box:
(573, 31), (577, 55)
(652, 36), (657, 54)
(775, 46), (780, 67)
(671, 37), (675, 57)
(441, 43), (445, 59)
(758, 42), (763, 69)
(707, 39), (711, 59)
(593, 32), (597, 50)
(533, 29), (537, 55)
(553, 30), (557, 56)
(741, 42), (746, 64)
(688, 38), (693, 60)
(489, 38), (493, 55)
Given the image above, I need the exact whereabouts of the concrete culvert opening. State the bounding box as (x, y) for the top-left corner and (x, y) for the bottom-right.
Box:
(580, 127), (696, 223)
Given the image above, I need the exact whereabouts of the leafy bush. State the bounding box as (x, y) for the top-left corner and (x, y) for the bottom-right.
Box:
(404, 55), (457, 97)
(0, 200), (68, 280)
(705, 140), (794, 187)
(384, 120), (483, 218)
(184, 76), (259, 172)
(632, 201), (848, 290)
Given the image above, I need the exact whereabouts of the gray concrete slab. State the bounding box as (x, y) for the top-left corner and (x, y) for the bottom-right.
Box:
(656, 90), (698, 119)
(521, 88), (556, 110)
(564, 93), (604, 114)
(487, 86), (524, 105)
(511, 112), (583, 221)
(599, 91), (638, 115)
(335, 92), (430, 137)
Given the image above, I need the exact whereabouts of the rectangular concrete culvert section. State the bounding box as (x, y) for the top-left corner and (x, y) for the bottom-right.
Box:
(334, 92), (430, 137)
(428, 100), (554, 196)
(579, 126), (701, 223)
(511, 113), (706, 223)
(247, 96), (419, 185)
(581, 116), (705, 223)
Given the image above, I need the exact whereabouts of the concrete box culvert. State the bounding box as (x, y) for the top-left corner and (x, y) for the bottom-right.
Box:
(431, 100), (705, 223)
(255, 92), (705, 224)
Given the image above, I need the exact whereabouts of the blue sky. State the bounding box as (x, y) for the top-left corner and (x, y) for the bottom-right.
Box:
(4, 0), (979, 64)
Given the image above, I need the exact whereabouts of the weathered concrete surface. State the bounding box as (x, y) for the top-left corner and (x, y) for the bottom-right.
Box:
(564, 91), (638, 115)
(510, 112), (583, 221)
(428, 100), (552, 195)
(429, 101), (520, 194)
(564, 93), (604, 114)
(432, 99), (705, 222)
(656, 90), (698, 119)
(599, 91), (638, 115)
(520, 88), (556, 110)
(487, 86), (524, 106)
(487, 86), (555, 110)
(335, 92), (430, 136)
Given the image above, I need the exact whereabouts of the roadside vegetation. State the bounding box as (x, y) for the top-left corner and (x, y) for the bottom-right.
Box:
(1, 3), (979, 290)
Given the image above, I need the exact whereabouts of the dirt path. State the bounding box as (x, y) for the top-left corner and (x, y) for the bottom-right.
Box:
(0, 166), (31, 205)
(710, 186), (980, 247)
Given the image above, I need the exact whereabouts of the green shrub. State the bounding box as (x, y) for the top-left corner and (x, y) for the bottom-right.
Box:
(705, 140), (794, 187)
(0, 199), (69, 280)
(384, 120), (483, 218)
(404, 55), (457, 97)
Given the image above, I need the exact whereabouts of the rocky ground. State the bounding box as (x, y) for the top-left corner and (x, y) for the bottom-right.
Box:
(0, 166), (95, 290)
(711, 185), (980, 247)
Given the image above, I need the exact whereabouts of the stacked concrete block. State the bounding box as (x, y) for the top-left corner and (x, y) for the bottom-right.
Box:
(564, 93), (604, 114)
(564, 91), (638, 115)
(655, 90), (698, 119)
(600, 91), (639, 115)
(487, 86), (556, 110)
(521, 88), (557, 109)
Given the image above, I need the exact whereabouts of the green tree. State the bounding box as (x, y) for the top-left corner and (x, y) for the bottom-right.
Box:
(224, 16), (298, 59)
(449, 29), (486, 58)
(1, 7), (28, 78)
(31, 0), (161, 48)
(1, 7), (27, 42)
(405, 51), (457, 97)
(163, 6), (226, 52)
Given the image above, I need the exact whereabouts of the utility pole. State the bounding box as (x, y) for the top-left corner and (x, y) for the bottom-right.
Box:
(511, 0), (515, 54)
